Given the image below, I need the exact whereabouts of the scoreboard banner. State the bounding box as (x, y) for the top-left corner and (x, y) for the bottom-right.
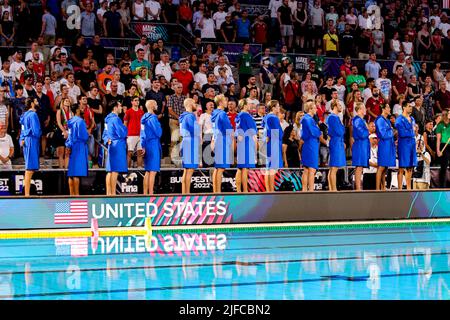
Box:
(0, 191), (449, 230)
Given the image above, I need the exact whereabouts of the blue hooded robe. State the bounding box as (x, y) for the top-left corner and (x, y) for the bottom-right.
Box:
(19, 110), (42, 171)
(179, 111), (200, 169)
(235, 112), (257, 169)
(66, 116), (89, 177)
(395, 115), (417, 168)
(211, 109), (233, 168)
(262, 113), (283, 170)
(375, 115), (396, 167)
(140, 113), (162, 172)
(300, 113), (321, 169)
(326, 113), (346, 167)
(103, 113), (128, 173)
(352, 116), (370, 167)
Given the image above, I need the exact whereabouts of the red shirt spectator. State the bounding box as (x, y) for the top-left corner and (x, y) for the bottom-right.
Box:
(227, 111), (237, 129)
(173, 61), (194, 96)
(434, 85), (450, 113)
(316, 102), (326, 123)
(391, 74), (407, 103)
(284, 80), (301, 105)
(253, 19), (268, 44)
(83, 106), (94, 129)
(178, 2), (193, 23)
(340, 58), (353, 85)
(33, 61), (46, 83)
(124, 107), (145, 136)
(366, 95), (384, 123)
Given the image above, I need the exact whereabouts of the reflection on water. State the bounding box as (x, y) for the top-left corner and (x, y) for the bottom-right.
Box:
(0, 227), (450, 300)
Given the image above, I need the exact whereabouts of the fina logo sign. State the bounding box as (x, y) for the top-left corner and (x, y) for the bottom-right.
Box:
(15, 175), (43, 194)
(0, 178), (9, 192)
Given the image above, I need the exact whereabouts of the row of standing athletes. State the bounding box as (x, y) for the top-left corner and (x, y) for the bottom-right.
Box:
(19, 94), (417, 196)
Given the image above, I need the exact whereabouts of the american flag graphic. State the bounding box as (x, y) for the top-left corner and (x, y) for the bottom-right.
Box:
(55, 237), (89, 257)
(54, 201), (89, 224)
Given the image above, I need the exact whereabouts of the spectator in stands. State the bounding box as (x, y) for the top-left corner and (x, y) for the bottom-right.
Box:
(131, 49), (151, 76)
(172, 58), (193, 96)
(70, 36), (88, 69)
(155, 52), (172, 82)
(213, 55), (232, 79)
(235, 9), (251, 43)
(237, 43), (253, 88)
(434, 81), (450, 114)
(366, 87), (384, 123)
(124, 96), (144, 168)
(278, 0), (293, 50)
(146, 0), (161, 21)
(310, 0), (325, 50)
(199, 10), (216, 41)
(346, 66), (366, 93)
(75, 59), (96, 96)
(392, 65), (408, 103)
(80, 2), (96, 38)
(106, 71), (125, 95)
(365, 53), (381, 80)
(323, 26), (339, 57)
(103, 2), (124, 38)
(220, 12), (236, 43)
(0, 122), (13, 169)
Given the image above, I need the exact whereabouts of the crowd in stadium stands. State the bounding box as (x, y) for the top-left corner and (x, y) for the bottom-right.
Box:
(0, 0), (450, 195)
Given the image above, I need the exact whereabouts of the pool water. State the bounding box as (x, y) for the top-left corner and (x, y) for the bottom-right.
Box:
(0, 226), (449, 300)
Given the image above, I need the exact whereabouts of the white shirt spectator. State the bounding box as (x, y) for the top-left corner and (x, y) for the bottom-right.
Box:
(133, 1), (146, 20)
(0, 69), (15, 86)
(0, 4), (12, 21)
(288, 0), (297, 14)
(402, 41), (413, 56)
(363, 145), (378, 174)
(213, 11), (227, 30)
(67, 83), (81, 102)
(154, 61), (172, 81)
(192, 10), (203, 31)
(106, 81), (125, 95)
(194, 71), (208, 88)
(200, 18), (216, 39)
(362, 87), (373, 104)
(213, 64), (232, 78)
(0, 104), (7, 125)
(358, 15), (371, 29)
(0, 132), (13, 169)
(430, 15), (441, 27)
(392, 103), (402, 117)
(25, 51), (44, 63)
(50, 46), (68, 56)
(414, 150), (431, 186)
(439, 22), (450, 36)
(199, 112), (213, 137)
(268, 0), (282, 19)
(375, 78), (392, 100)
(10, 60), (26, 81)
(137, 77), (151, 94)
(145, 0), (161, 21)
(333, 84), (346, 102)
(217, 74), (235, 92)
(310, 6), (324, 26)
(96, 7), (107, 21)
